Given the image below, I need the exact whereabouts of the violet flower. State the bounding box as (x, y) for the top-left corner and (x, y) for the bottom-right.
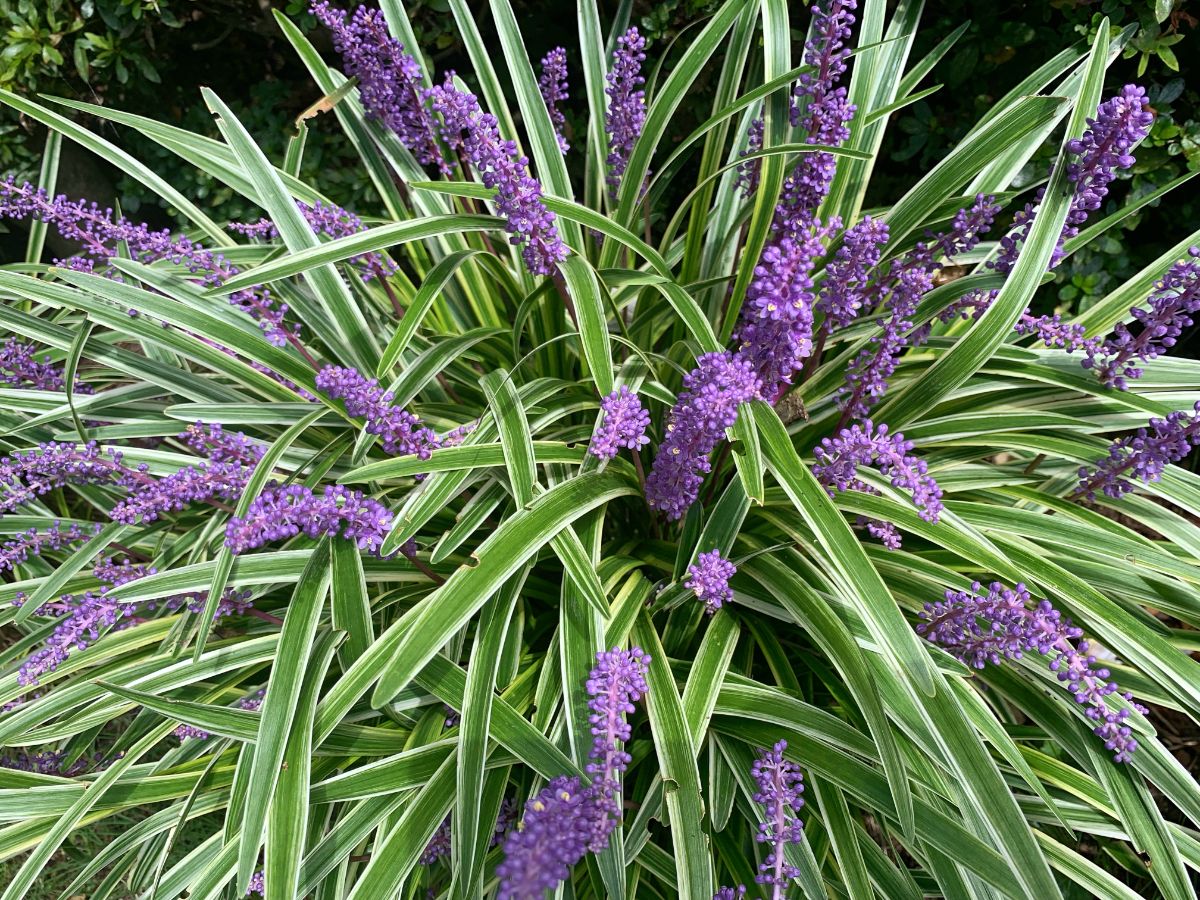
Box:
(224, 483), (393, 554)
(0, 522), (101, 576)
(421, 797), (518, 865)
(309, 1), (443, 169)
(605, 27), (647, 197)
(1083, 247), (1200, 388)
(919, 581), (1147, 761)
(714, 888), (748, 900)
(816, 216), (889, 333)
(496, 776), (595, 900)
(231, 200), (398, 281)
(589, 386), (650, 460)
(0, 339), (92, 393)
(109, 424), (263, 525)
(685, 550), (737, 614)
(733, 118), (765, 199)
(645, 352), (761, 520)
(0, 441), (145, 517)
(1077, 401), (1200, 500)
(813, 420), (943, 547)
(942, 86), (1154, 336)
(246, 870), (265, 896)
(584, 646), (650, 850)
(0, 178), (295, 346)
(315, 365), (439, 459)
(752, 740), (806, 896)
(539, 47), (570, 154)
(427, 75), (568, 276)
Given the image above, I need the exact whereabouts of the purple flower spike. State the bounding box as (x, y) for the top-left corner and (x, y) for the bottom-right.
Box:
(918, 581), (1147, 761)
(246, 870), (265, 896)
(589, 386), (650, 460)
(645, 352), (761, 520)
(685, 550), (737, 614)
(0, 441), (144, 516)
(309, 2), (442, 169)
(605, 27), (648, 197)
(224, 483), (393, 554)
(0, 339), (92, 393)
(714, 888), (747, 900)
(584, 646), (650, 850)
(1077, 401), (1200, 500)
(813, 420), (943, 546)
(496, 776), (595, 900)
(0, 522), (101, 576)
(428, 76), (568, 276)
(734, 118), (765, 199)
(1084, 248), (1200, 388)
(316, 365), (438, 459)
(174, 724), (210, 740)
(752, 740), (806, 894)
(817, 216), (889, 332)
(539, 47), (570, 154)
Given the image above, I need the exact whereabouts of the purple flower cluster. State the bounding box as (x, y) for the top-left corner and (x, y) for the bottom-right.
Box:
(816, 216), (889, 333)
(108, 423), (261, 523)
(0, 178), (295, 346)
(246, 870), (265, 896)
(110, 425), (263, 525)
(428, 76), (568, 276)
(0, 522), (101, 576)
(584, 647), (650, 849)
(733, 118), (764, 199)
(315, 365), (438, 459)
(605, 27), (648, 197)
(310, 1), (442, 169)
(752, 740), (806, 895)
(778, 0), (857, 230)
(736, 221), (837, 398)
(496, 776), (595, 900)
(175, 690), (263, 742)
(685, 550), (737, 614)
(0, 749), (114, 776)
(498, 648), (649, 898)
(1083, 248), (1200, 388)
(0, 441), (145, 516)
(645, 352), (761, 520)
(231, 200), (398, 281)
(839, 195), (999, 420)
(539, 47), (570, 154)
(224, 483), (393, 554)
(813, 421), (943, 547)
(420, 798), (516, 865)
(589, 386), (650, 460)
(1077, 401), (1200, 500)
(919, 581), (1147, 761)
(0, 339), (92, 393)
(942, 86), (1154, 336)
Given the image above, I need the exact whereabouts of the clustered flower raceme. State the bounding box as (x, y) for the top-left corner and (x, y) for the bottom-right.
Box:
(837, 194), (1000, 422)
(428, 75), (569, 276)
(316, 365), (439, 459)
(230, 199), (398, 281)
(175, 690), (265, 741)
(309, 1), (443, 169)
(919, 581), (1147, 762)
(539, 47), (570, 154)
(716, 739), (807, 900)
(644, 352), (761, 519)
(1077, 400), (1200, 501)
(588, 385), (650, 460)
(0, 441), (146, 516)
(0, 338), (93, 393)
(246, 870), (265, 897)
(0, 522), (101, 576)
(733, 117), (765, 199)
(0, 749), (117, 776)
(812, 421), (943, 549)
(109, 423), (265, 525)
(14, 554), (251, 685)
(223, 483), (393, 555)
(604, 27), (647, 197)
(1082, 247), (1200, 389)
(420, 799), (517, 866)
(815, 216), (889, 334)
(497, 648), (649, 899)
(942, 85), (1155, 345)
(685, 549), (737, 614)
(0, 177), (296, 347)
